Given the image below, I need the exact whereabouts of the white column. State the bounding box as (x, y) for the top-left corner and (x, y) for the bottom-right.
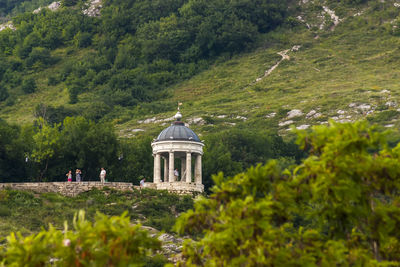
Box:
(181, 158), (186, 182)
(169, 151), (175, 182)
(195, 154), (202, 184)
(154, 154), (161, 183)
(186, 152), (192, 183)
(163, 157), (168, 182)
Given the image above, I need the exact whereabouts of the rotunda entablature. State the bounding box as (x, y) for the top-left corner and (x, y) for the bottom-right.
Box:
(151, 140), (204, 155)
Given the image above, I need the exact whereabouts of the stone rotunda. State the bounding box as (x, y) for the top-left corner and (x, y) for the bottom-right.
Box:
(150, 110), (204, 194)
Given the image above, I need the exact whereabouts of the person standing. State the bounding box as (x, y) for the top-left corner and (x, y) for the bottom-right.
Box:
(100, 168), (106, 183)
(140, 177), (146, 188)
(174, 169), (179, 180)
(76, 169), (82, 182)
(66, 170), (72, 182)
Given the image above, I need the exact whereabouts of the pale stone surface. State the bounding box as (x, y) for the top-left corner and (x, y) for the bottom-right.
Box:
(83, 0), (103, 17)
(0, 22), (15, 32)
(357, 104), (372, 111)
(323, 6), (341, 27)
(287, 109), (303, 119)
(0, 181), (202, 196)
(152, 141), (204, 155)
(349, 103), (357, 108)
(386, 101), (397, 107)
(155, 182), (204, 194)
(138, 116), (175, 124)
(279, 120), (294, 127)
(306, 110), (316, 118)
(292, 45), (301, 51)
(296, 124), (310, 130)
(266, 112), (276, 118)
(187, 117), (205, 125)
(34, 1), (60, 13)
(236, 116), (247, 120)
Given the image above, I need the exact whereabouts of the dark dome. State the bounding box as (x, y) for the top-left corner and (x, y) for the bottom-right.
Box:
(155, 121), (201, 142)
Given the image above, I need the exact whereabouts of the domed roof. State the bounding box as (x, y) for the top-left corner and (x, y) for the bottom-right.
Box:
(155, 121), (201, 142)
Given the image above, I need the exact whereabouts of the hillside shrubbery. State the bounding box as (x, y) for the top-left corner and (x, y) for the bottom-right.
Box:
(0, 0), (288, 121)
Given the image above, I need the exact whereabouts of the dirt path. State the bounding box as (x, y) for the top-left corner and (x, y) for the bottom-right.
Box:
(255, 45), (301, 82)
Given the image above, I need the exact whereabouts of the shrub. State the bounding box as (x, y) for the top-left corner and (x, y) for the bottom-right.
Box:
(0, 86), (9, 102)
(175, 121), (400, 265)
(21, 78), (37, 94)
(1, 211), (163, 266)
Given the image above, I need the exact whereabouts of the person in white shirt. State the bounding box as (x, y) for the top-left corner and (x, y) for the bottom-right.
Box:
(100, 168), (106, 183)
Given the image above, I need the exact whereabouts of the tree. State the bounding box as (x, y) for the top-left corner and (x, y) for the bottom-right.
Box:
(31, 118), (61, 181)
(25, 47), (52, 68)
(175, 121), (400, 265)
(59, 116), (119, 181)
(0, 120), (27, 182)
(61, 0), (79, 7)
(115, 136), (154, 184)
(0, 85), (9, 102)
(21, 77), (36, 94)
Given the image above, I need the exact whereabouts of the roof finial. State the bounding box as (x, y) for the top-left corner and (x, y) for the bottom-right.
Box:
(174, 102), (183, 121)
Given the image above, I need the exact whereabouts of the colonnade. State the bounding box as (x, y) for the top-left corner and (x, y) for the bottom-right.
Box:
(153, 151), (202, 184)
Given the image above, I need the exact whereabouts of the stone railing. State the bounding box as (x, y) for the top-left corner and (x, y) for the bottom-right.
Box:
(0, 182), (138, 197)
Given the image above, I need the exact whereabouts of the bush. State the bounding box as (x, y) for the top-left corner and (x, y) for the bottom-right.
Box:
(74, 32), (92, 48)
(21, 78), (37, 94)
(0, 86), (9, 102)
(1, 211), (163, 266)
(176, 121), (400, 265)
(25, 47), (53, 68)
(0, 205), (11, 217)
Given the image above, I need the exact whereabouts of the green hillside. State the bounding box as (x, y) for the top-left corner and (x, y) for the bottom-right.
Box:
(1, 0), (400, 135)
(120, 0), (400, 138)
(1, 0), (400, 185)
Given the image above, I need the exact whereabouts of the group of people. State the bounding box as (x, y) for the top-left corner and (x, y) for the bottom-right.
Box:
(65, 168), (107, 183)
(66, 169), (82, 182)
(65, 167), (179, 184)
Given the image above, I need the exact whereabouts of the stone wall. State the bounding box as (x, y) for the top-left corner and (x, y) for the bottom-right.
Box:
(0, 182), (203, 196)
(145, 182), (204, 195)
(0, 182), (137, 197)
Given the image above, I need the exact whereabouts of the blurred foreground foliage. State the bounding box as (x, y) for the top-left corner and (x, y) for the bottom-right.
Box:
(0, 210), (164, 266)
(175, 121), (400, 265)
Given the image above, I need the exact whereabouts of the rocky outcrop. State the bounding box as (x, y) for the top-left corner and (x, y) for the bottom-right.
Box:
(0, 21), (15, 32)
(33, 1), (61, 13)
(83, 0), (103, 17)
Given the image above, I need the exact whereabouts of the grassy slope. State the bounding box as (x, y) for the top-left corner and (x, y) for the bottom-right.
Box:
(0, 187), (193, 237)
(118, 1), (400, 138)
(2, 1), (400, 139)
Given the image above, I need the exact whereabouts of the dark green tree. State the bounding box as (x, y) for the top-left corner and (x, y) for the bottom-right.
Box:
(21, 77), (36, 94)
(0, 85), (9, 101)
